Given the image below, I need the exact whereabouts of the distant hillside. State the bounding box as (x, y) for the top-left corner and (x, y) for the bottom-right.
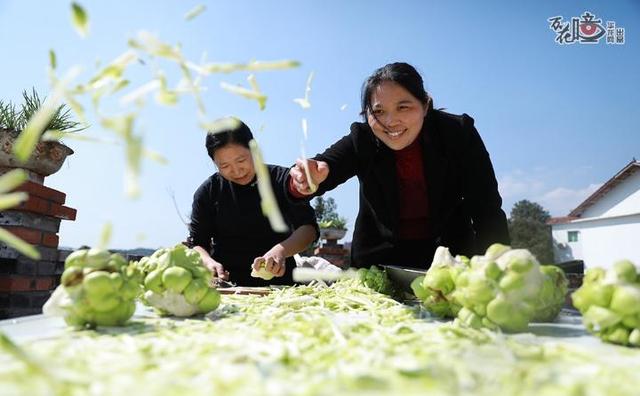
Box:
(59, 246), (157, 259)
(111, 248), (156, 257)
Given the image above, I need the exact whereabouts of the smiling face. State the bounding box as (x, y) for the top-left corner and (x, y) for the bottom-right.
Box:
(366, 81), (428, 151)
(212, 143), (255, 185)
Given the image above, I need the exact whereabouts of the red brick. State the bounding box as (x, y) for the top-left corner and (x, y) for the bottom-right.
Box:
(49, 203), (77, 220)
(16, 195), (76, 221)
(0, 276), (33, 292)
(3, 226), (42, 245)
(17, 195), (50, 214)
(14, 181), (66, 204)
(315, 246), (348, 256)
(35, 277), (55, 290)
(41, 233), (59, 248)
(0, 275), (57, 292)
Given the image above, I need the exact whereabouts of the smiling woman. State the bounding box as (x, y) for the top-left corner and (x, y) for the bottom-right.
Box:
(187, 117), (319, 286)
(287, 62), (510, 270)
(367, 80), (429, 150)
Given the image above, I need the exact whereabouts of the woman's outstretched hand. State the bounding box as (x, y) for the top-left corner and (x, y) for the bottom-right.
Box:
(290, 159), (329, 195)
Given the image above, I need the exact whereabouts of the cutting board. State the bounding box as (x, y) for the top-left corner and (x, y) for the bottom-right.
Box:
(217, 286), (273, 295)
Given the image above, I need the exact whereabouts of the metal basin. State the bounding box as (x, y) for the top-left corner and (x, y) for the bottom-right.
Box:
(383, 265), (426, 294)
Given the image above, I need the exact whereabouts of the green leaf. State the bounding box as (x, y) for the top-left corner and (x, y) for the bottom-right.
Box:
(12, 101), (57, 162)
(155, 73), (179, 106)
(318, 220), (334, 228)
(142, 148), (169, 165)
(49, 49), (57, 70)
(111, 79), (131, 94)
(120, 80), (161, 106)
(70, 2), (89, 38)
(293, 71), (314, 109)
(220, 74), (267, 110)
(42, 130), (110, 144)
(128, 31), (183, 62)
(100, 114), (143, 198)
(124, 134), (143, 199)
(89, 51), (137, 91)
(97, 222), (112, 250)
(178, 62), (206, 115)
(0, 227), (41, 259)
(249, 139), (288, 232)
(299, 118), (317, 193)
(61, 92), (86, 125)
(0, 192), (28, 211)
(0, 169), (27, 193)
(200, 117), (241, 133)
(184, 4), (206, 21)
(188, 59), (300, 75)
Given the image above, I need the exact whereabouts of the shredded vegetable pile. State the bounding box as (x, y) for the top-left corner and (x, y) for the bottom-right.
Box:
(2, 280), (639, 395)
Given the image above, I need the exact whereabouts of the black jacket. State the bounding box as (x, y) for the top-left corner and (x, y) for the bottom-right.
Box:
(189, 165), (319, 286)
(300, 110), (509, 269)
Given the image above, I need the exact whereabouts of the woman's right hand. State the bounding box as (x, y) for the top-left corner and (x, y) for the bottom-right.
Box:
(204, 258), (229, 281)
(291, 159), (329, 195)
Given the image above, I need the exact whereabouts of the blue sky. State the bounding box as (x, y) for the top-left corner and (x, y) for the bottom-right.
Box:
(1, 0), (638, 249)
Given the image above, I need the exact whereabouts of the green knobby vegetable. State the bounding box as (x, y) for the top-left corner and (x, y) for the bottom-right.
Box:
(531, 265), (568, 322)
(134, 244), (220, 317)
(43, 248), (138, 328)
(572, 260), (640, 347)
(453, 244), (544, 333)
(412, 247), (468, 318)
(356, 265), (396, 296)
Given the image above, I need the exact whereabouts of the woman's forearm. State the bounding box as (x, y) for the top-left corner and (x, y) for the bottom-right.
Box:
(192, 245), (229, 280)
(193, 245), (213, 261)
(275, 224), (318, 258)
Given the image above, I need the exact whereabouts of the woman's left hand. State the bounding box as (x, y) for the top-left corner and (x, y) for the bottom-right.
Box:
(253, 245), (286, 277)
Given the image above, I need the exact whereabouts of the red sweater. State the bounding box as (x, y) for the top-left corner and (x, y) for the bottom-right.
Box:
(394, 137), (430, 240)
(288, 137), (430, 239)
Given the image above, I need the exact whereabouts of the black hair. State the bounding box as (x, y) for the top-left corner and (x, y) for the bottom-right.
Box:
(360, 62), (433, 121)
(205, 118), (253, 160)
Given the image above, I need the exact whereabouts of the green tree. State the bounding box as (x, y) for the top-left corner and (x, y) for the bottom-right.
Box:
(313, 197), (347, 230)
(508, 200), (554, 264)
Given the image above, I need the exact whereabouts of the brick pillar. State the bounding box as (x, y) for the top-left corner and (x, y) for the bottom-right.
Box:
(0, 176), (76, 319)
(314, 238), (350, 268)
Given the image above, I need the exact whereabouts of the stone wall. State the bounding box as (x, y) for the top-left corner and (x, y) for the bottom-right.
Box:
(314, 238), (350, 268)
(0, 176), (76, 319)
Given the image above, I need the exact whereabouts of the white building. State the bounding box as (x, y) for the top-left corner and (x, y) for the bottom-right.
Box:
(550, 160), (640, 269)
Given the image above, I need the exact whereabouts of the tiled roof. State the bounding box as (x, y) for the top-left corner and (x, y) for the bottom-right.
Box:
(568, 159), (640, 218)
(546, 216), (578, 225)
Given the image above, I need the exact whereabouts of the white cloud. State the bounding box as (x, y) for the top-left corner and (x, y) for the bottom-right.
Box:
(538, 184), (601, 216)
(497, 170), (602, 217)
(498, 171), (546, 198)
